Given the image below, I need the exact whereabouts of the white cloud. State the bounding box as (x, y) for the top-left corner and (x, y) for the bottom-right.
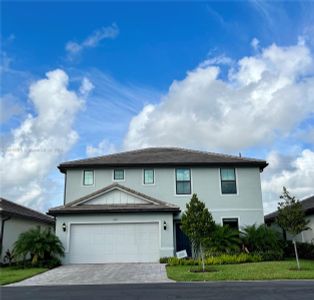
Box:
(86, 139), (117, 157)
(124, 41), (314, 152)
(79, 77), (94, 96)
(251, 37), (260, 51)
(65, 23), (119, 59)
(262, 149), (314, 213)
(0, 69), (88, 211)
(199, 54), (234, 68)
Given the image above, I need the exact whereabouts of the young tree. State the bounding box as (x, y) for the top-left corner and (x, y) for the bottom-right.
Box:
(276, 187), (309, 270)
(181, 194), (215, 272)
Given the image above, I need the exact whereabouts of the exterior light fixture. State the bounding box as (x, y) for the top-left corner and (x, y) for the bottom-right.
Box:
(163, 221), (167, 230)
(62, 223), (66, 232)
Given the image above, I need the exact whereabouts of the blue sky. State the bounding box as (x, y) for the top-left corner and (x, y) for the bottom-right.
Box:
(1, 1), (314, 212)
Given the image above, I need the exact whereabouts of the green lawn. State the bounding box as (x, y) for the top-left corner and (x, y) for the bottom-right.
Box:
(0, 266), (48, 285)
(166, 260), (314, 281)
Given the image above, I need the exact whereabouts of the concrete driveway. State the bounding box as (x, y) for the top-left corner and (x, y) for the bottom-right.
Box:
(9, 263), (172, 286)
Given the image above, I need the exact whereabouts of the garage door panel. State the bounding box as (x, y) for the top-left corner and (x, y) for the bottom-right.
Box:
(69, 223), (159, 263)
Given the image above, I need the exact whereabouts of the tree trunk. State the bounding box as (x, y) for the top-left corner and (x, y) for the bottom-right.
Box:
(200, 244), (205, 272)
(293, 239), (300, 270)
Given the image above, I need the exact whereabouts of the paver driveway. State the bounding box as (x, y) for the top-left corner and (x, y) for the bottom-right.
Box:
(9, 263), (172, 286)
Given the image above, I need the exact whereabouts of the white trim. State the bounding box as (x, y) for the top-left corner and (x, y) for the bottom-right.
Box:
(220, 216), (241, 229)
(81, 169), (95, 187)
(112, 168), (125, 182)
(174, 168), (193, 197)
(218, 167), (239, 196)
(65, 220), (161, 254)
(142, 168), (155, 186)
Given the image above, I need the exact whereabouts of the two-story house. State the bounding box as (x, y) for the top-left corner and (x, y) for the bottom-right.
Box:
(48, 147), (268, 264)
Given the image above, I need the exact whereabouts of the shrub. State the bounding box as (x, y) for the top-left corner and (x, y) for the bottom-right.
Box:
(284, 241), (314, 260)
(163, 253), (263, 266)
(14, 227), (64, 267)
(160, 257), (171, 263)
(241, 224), (284, 253)
(207, 224), (241, 255)
(257, 250), (284, 261)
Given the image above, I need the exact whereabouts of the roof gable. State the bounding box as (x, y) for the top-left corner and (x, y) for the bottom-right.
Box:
(49, 184), (180, 215)
(68, 184), (165, 207)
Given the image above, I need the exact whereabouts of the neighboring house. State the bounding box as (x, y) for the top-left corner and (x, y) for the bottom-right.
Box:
(0, 198), (55, 263)
(48, 147), (268, 264)
(265, 195), (314, 244)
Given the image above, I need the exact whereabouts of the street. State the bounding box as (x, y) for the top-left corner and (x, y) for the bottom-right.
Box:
(2, 281), (314, 300)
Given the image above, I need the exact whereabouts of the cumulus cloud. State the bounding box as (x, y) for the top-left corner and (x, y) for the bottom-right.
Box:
(262, 149), (314, 213)
(0, 69), (90, 210)
(124, 41), (314, 152)
(86, 139), (117, 157)
(65, 23), (119, 59)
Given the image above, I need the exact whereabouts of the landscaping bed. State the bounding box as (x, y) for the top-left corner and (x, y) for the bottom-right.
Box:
(0, 266), (48, 285)
(166, 259), (314, 281)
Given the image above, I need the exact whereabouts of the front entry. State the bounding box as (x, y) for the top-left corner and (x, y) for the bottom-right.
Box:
(175, 223), (192, 257)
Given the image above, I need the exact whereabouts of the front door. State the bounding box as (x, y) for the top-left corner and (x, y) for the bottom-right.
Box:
(175, 223), (192, 257)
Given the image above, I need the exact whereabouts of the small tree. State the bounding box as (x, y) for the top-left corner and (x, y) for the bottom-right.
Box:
(276, 187), (309, 270)
(181, 194), (215, 271)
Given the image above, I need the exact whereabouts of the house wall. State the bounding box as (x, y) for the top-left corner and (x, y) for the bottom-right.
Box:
(287, 214), (314, 244)
(64, 167), (265, 227)
(268, 215), (314, 244)
(0, 216), (53, 263)
(55, 213), (174, 264)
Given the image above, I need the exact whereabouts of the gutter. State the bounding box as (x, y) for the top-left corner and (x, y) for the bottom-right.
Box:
(0, 216), (11, 256)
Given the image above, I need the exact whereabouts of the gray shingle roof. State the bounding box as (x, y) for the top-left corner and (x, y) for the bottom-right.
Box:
(265, 195), (314, 223)
(58, 147), (268, 173)
(48, 183), (180, 215)
(0, 197), (55, 225)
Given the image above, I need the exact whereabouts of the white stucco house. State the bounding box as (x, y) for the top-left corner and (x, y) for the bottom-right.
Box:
(265, 195), (314, 244)
(0, 198), (55, 263)
(48, 147), (268, 264)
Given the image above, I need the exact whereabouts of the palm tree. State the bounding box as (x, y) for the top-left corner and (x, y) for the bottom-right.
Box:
(208, 224), (241, 254)
(241, 224), (283, 253)
(14, 227), (64, 265)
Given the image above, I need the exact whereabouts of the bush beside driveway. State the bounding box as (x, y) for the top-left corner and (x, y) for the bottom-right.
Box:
(166, 260), (314, 281)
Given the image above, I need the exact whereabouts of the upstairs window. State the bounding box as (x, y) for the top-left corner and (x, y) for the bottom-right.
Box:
(176, 168), (191, 195)
(83, 170), (94, 186)
(220, 168), (237, 194)
(222, 218), (239, 230)
(144, 169), (154, 184)
(114, 169), (124, 181)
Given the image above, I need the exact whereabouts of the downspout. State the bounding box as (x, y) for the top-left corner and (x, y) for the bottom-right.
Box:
(0, 216), (11, 257)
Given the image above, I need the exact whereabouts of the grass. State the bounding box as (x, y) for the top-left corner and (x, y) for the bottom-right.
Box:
(166, 259), (314, 281)
(0, 266), (48, 285)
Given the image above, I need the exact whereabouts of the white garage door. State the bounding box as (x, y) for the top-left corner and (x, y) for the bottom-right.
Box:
(69, 223), (160, 263)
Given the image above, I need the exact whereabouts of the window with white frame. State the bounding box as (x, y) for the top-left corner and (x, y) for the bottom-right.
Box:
(220, 168), (237, 194)
(114, 169), (124, 180)
(144, 169), (154, 184)
(175, 168), (191, 195)
(83, 170), (94, 186)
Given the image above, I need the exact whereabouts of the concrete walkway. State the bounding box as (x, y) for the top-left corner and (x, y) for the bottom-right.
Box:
(9, 263), (172, 286)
